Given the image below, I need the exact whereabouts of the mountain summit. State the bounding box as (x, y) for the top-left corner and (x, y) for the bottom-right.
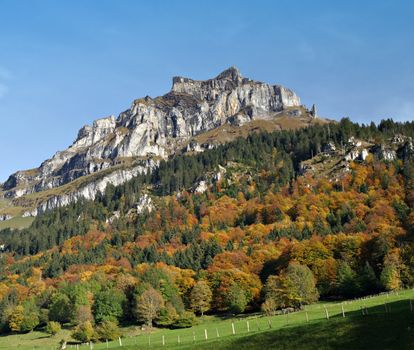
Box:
(0, 68), (319, 219)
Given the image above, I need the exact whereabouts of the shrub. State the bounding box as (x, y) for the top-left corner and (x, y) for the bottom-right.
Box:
(96, 320), (122, 341)
(71, 321), (95, 342)
(45, 321), (61, 336)
(171, 311), (197, 329)
(155, 303), (178, 327)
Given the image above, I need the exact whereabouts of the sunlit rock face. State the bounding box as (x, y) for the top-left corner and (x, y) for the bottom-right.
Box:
(1, 67), (301, 213)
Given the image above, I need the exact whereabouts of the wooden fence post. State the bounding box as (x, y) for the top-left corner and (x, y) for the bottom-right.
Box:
(324, 306), (329, 320)
(247, 320), (250, 332)
(232, 322), (236, 335)
(341, 304), (345, 317)
(162, 335), (165, 346)
(204, 329), (208, 340)
(216, 328), (220, 338)
(305, 311), (309, 322)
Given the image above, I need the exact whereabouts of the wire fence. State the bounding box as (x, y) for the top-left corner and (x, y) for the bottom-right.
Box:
(8, 289), (414, 350)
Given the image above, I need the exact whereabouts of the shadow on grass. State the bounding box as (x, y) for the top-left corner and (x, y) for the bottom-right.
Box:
(33, 334), (51, 340)
(0, 331), (51, 340)
(182, 300), (414, 350)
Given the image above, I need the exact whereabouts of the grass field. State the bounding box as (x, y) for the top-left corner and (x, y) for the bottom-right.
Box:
(1, 290), (413, 350)
(0, 216), (34, 230)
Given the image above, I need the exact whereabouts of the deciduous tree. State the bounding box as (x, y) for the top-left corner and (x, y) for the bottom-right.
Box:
(135, 288), (164, 326)
(190, 281), (212, 316)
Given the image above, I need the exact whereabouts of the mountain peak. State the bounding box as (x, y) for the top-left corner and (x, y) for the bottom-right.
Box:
(1, 68), (305, 219)
(215, 66), (242, 81)
(171, 66), (243, 92)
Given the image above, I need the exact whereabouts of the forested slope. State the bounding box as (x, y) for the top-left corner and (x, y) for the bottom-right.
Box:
(0, 118), (414, 342)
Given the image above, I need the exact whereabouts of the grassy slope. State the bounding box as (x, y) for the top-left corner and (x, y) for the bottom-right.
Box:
(176, 301), (414, 350)
(0, 199), (34, 229)
(0, 290), (413, 350)
(193, 108), (328, 146)
(0, 216), (34, 230)
(0, 160), (140, 230)
(177, 309), (414, 350)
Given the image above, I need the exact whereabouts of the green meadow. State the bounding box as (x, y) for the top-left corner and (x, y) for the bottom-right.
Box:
(1, 289), (413, 350)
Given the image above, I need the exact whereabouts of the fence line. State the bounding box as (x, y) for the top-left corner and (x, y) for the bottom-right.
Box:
(11, 288), (414, 350)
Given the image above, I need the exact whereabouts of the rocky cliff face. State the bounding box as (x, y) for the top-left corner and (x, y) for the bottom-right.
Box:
(1, 67), (303, 217)
(298, 135), (414, 180)
(21, 159), (157, 217)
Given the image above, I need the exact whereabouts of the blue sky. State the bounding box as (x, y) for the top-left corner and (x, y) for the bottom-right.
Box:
(0, 0), (413, 181)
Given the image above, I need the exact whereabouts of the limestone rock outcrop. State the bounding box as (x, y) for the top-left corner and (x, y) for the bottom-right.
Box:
(1, 67), (302, 215)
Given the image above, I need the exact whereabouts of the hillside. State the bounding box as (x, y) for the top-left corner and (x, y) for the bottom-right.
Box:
(0, 118), (414, 348)
(0, 290), (412, 349)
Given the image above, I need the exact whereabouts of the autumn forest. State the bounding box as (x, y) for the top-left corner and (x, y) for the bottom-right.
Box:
(0, 119), (414, 343)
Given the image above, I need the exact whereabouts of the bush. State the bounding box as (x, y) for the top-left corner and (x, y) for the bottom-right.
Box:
(261, 298), (277, 316)
(45, 321), (61, 336)
(71, 321), (95, 342)
(96, 320), (122, 341)
(171, 311), (197, 329)
(155, 303), (178, 327)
